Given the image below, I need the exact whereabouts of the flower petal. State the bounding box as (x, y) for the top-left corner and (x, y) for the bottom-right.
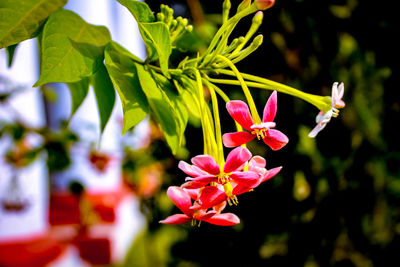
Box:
(226, 100), (254, 131)
(204, 213), (240, 226)
(191, 155), (220, 175)
(263, 129), (289, 150)
(183, 188), (200, 200)
(249, 156), (266, 169)
(308, 121), (328, 138)
(159, 214), (192, 224)
(182, 175), (217, 189)
(230, 171), (260, 186)
(195, 210), (217, 221)
(167, 186), (193, 216)
(213, 201), (227, 213)
(197, 186), (227, 210)
(223, 146), (252, 173)
(222, 131), (255, 148)
(178, 161), (208, 177)
(232, 184), (253, 195)
(260, 166), (282, 183)
(263, 90), (277, 123)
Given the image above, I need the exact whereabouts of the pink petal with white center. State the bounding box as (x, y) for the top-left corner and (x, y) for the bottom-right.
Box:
(191, 155), (220, 175)
(178, 161), (208, 177)
(167, 186), (193, 216)
(159, 214), (192, 224)
(262, 129), (289, 150)
(223, 146), (252, 173)
(263, 90), (278, 123)
(260, 166), (282, 183)
(222, 131), (255, 148)
(204, 213), (240, 226)
(230, 171), (260, 186)
(226, 100), (254, 131)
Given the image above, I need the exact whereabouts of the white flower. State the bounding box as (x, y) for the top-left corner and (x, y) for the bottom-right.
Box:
(308, 82), (345, 138)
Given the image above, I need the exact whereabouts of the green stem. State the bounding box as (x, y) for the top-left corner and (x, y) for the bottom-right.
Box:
(215, 55), (262, 123)
(199, 4), (258, 67)
(193, 69), (209, 155)
(204, 79), (243, 133)
(215, 69), (332, 112)
(203, 79), (225, 166)
(193, 69), (218, 158)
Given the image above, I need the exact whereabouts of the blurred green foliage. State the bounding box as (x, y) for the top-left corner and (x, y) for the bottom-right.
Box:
(123, 0), (400, 266)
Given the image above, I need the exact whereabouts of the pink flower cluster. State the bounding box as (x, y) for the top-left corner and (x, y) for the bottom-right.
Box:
(160, 91), (288, 226)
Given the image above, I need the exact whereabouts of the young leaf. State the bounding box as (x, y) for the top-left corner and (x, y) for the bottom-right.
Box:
(34, 9), (111, 87)
(67, 78), (90, 118)
(116, 0), (155, 23)
(104, 41), (148, 134)
(116, 0), (171, 77)
(135, 63), (181, 154)
(139, 22), (172, 77)
(91, 64), (116, 134)
(0, 0), (67, 49)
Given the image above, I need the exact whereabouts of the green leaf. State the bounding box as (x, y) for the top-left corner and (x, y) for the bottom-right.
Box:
(91, 64), (116, 133)
(116, 0), (155, 23)
(135, 63), (181, 154)
(139, 22), (171, 77)
(0, 0), (67, 49)
(116, 0), (171, 77)
(104, 41), (148, 134)
(67, 78), (89, 118)
(34, 9), (111, 87)
(151, 71), (188, 147)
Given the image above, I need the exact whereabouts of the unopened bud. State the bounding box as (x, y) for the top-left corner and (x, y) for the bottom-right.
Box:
(255, 0), (275, 10)
(157, 13), (165, 22)
(222, 0), (231, 23)
(252, 34), (263, 47)
(237, 0), (251, 13)
(253, 11), (264, 26)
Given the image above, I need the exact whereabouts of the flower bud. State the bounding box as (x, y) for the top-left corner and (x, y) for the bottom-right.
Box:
(237, 0), (251, 13)
(255, 0), (275, 10)
(252, 11), (264, 26)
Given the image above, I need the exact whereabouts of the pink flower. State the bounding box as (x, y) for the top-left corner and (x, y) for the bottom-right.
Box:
(159, 186), (240, 226)
(308, 82), (345, 137)
(223, 91), (289, 150)
(255, 0), (275, 10)
(180, 146), (260, 189)
(232, 156), (282, 195)
(191, 156), (283, 208)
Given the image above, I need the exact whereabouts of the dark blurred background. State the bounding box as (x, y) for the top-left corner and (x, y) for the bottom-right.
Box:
(124, 0), (400, 266)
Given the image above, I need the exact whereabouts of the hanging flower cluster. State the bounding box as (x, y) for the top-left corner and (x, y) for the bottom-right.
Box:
(160, 91), (286, 226)
(159, 0), (345, 227)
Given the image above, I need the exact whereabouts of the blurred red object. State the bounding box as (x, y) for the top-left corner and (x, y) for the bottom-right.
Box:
(49, 187), (131, 225)
(75, 235), (111, 265)
(0, 235), (65, 267)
